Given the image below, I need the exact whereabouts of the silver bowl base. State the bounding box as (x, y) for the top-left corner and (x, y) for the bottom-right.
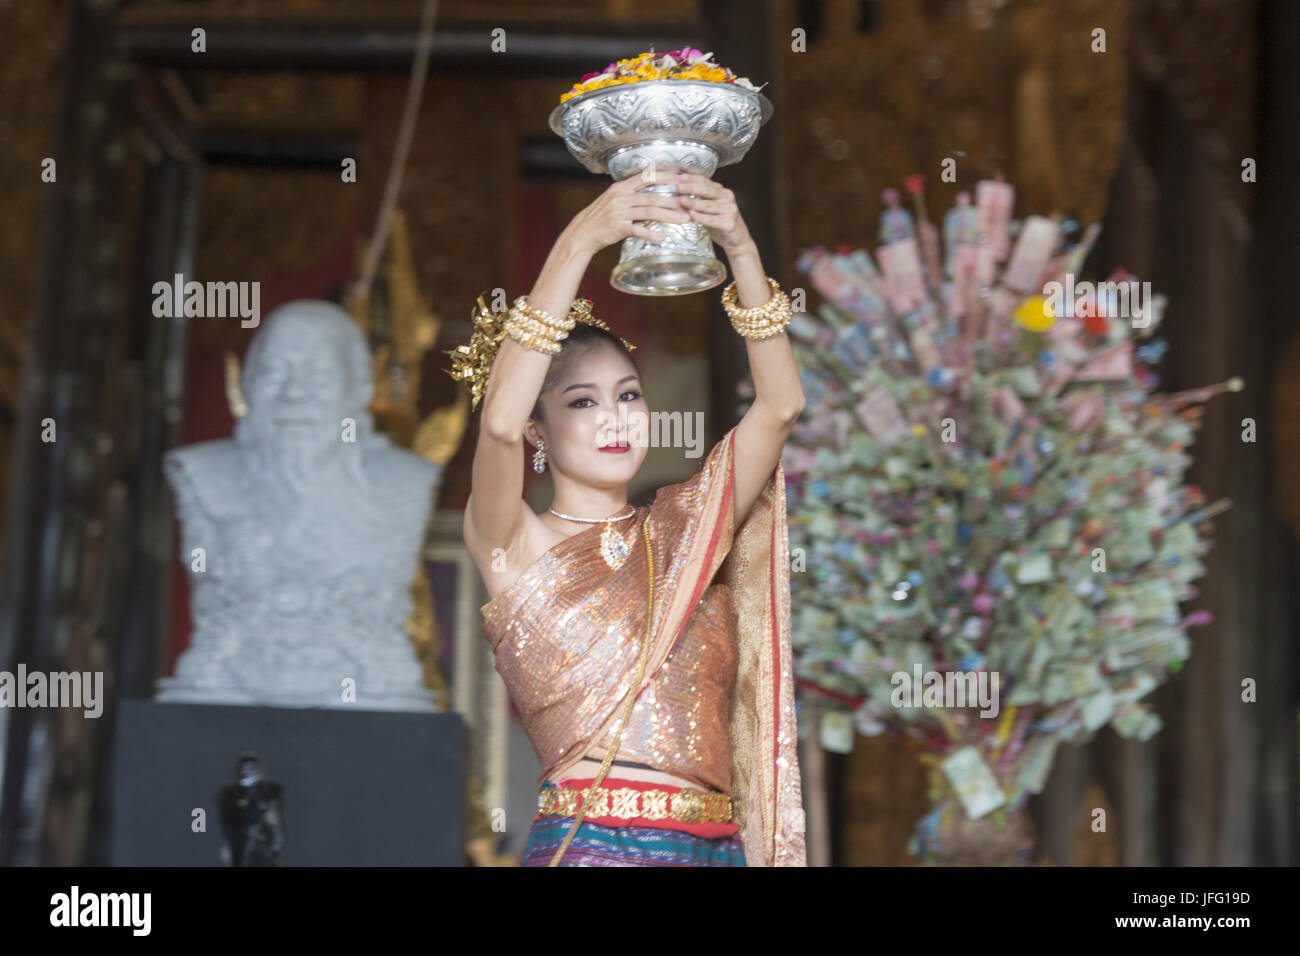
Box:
(610, 253), (728, 296)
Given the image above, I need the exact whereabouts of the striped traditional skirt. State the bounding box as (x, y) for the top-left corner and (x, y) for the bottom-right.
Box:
(521, 780), (747, 867)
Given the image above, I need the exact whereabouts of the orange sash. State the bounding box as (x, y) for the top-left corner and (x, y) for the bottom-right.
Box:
(581, 426), (806, 866)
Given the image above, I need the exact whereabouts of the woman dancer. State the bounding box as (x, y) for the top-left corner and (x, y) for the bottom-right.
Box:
(453, 171), (806, 866)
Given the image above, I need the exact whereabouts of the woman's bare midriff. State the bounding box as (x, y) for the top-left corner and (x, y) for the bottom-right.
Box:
(549, 755), (701, 792)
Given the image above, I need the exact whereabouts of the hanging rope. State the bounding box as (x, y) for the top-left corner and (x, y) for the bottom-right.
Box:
(347, 0), (441, 309)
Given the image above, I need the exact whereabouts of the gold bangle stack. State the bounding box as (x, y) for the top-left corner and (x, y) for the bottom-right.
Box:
(721, 276), (792, 339)
(504, 295), (575, 355)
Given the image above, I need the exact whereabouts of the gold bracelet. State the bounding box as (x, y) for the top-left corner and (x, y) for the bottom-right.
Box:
(731, 320), (789, 339)
(721, 276), (784, 320)
(504, 322), (562, 354)
(505, 307), (566, 354)
(722, 277), (792, 339)
(505, 325), (562, 354)
(507, 293), (578, 353)
(517, 295), (562, 328)
(514, 295), (576, 333)
(507, 306), (565, 341)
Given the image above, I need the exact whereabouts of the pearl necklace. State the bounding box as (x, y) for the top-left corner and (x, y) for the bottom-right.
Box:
(549, 506), (635, 570)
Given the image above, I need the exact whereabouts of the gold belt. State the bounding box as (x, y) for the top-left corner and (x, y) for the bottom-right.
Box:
(539, 784), (733, 824)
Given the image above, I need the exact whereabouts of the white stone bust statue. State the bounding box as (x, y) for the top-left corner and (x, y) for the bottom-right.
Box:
(155, 300), (441, 712)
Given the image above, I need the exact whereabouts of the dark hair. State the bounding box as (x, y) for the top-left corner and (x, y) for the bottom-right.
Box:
(530, 323), (640, 423)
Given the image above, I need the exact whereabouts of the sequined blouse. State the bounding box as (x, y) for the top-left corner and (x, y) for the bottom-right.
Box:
(481, 443), (739, 795)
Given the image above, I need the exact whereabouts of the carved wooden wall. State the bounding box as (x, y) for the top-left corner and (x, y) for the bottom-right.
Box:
(0, 1), (69, 545)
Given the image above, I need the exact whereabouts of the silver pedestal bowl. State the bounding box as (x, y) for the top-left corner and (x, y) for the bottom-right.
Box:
(548, 79), (773, 296)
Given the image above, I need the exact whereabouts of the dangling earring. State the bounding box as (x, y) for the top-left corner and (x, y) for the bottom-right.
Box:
(532, 437), (547, 473)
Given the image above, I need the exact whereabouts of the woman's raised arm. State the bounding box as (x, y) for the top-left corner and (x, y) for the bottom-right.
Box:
(672, 172), (805, 528)
(465, 233), (589, 555)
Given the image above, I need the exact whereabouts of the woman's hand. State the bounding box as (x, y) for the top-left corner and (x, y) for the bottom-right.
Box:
(675, 171), (754, 254)
(563, 173), (693, 258)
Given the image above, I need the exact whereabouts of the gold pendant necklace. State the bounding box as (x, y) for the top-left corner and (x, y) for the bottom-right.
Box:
(549, 506), (635, 570)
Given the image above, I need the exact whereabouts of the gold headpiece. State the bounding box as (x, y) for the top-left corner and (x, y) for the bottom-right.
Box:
(445, 293), (635, 410)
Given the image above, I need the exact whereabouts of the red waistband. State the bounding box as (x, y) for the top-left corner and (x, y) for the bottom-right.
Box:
(537, 776), (740, 839)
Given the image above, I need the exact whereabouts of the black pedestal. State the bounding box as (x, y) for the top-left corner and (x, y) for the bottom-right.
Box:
(112, 700), (465, 866)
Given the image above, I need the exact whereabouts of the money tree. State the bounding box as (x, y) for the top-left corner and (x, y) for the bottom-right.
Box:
(780, 177), (1237, 863)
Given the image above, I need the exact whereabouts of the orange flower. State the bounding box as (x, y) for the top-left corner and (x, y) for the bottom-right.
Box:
(559, 49), (756, 105)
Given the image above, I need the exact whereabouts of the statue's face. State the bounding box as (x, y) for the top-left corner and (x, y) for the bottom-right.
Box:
(238, 759), (261, 785)
(529, 342), (649, 489)
(243, 311), (359, 459)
